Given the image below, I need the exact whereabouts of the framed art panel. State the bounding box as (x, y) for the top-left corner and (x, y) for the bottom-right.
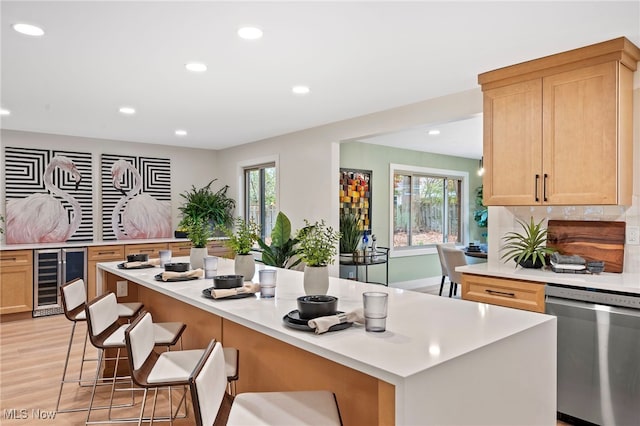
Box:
(339, 168), (372, 233)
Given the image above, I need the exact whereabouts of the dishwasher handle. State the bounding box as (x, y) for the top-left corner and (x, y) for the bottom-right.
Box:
(546, 295), (640, 319)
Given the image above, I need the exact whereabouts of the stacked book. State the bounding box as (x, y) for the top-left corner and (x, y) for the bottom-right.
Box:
(550, 253), (587, 274)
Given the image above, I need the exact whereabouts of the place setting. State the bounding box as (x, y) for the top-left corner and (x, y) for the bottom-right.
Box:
(117, 253), (160, 269)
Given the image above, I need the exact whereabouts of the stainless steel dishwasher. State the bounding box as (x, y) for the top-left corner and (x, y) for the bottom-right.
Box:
(546, 284), (640, 426)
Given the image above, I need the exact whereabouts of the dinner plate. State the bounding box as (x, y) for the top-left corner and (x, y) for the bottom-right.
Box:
(282, 311), (352, 332)
(202, 287), (255, 300)
(154, 273), (199, 282)
(286, 309), (340, 325)
(117, 262), (155, 270)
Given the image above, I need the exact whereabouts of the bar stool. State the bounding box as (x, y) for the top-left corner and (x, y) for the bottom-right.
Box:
(56, 278), (144, 413)
(123, 312), (240, 424)
(191, 339), (343, 426)
(84, 293), (186, 424)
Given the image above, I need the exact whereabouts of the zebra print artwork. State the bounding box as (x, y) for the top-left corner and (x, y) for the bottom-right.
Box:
(101, 154), (171, 241)
(4, 147), (94, 243)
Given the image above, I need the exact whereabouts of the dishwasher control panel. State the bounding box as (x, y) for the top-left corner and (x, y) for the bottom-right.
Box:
(546, 284), (640, 310)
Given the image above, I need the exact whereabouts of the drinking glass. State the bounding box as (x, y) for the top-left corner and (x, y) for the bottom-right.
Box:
(363, 292), (388, 332)
(203, 256), (219, 279)
(259, 269), (277, 298)
(159, 250), (172, 267)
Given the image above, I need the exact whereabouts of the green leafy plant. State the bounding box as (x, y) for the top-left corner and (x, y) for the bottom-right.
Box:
(473, 186), (488, 228)
(220, 217), (260, 255)
(257, 212), (302, 269)
(296, 219), (341, 267)
(339, 212), (361, 253)
(501, 217), (555, 268)
(178, 179), (236, 234)
(182, 216), (212, 248)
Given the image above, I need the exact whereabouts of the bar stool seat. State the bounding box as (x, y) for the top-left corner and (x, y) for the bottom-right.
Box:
(56, 279), (144, 414)
(84, 293), (186, 424)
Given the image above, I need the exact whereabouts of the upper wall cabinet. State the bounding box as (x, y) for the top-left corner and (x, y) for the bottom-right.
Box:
(479, 37), (640, 206)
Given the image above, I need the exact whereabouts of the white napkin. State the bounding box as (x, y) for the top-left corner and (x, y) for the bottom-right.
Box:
(124, 258), (160, 268)
(161, 268), (204, 281)
(210, 283), (260, 299)
(307, 309), (364, 334)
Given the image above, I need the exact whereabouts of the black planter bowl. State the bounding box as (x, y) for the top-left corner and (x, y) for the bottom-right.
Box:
(164, 262), (190, 272)
(213, 275), (244, 289)
(127, 253), (149, 262)
(516, 257), (545, 269)
(297, 295), (338, 320)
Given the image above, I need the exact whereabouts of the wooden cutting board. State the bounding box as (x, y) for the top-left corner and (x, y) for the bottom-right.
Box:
(546, 220), (625, 273)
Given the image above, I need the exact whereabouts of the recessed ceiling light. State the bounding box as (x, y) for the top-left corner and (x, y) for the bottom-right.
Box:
(119, 106), (136, 115)
(185, 62), (207, 72)
(292, 85), (310, 95)
(428, 129), (440, 136)
(175, 129), (188, 137)
(0, 108), (10, 116)
(237, 27), (263, 40)
(13, 23), (45, 37)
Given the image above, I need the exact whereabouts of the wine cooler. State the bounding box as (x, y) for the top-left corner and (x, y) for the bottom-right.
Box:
(33, 248), (87, 317)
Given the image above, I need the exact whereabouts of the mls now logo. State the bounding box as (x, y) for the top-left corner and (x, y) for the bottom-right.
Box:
(3, 409), (28, 419)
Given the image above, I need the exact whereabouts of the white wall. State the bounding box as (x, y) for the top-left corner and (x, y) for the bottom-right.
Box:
(0, 129), (219, 241)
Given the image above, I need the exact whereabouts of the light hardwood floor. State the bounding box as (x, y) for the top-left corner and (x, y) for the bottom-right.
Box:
(2, 313), (573, 425)
(0, 314), (196, 425)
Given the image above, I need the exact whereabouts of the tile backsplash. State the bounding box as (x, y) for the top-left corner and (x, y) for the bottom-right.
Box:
(488, 197), (640, 273)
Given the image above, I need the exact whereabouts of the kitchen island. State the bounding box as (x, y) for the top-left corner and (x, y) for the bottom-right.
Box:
(98, 258), (556, 426)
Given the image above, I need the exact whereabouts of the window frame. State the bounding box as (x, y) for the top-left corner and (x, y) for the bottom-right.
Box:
(388, 163), (469, 258)
(237, 155), (279, 241)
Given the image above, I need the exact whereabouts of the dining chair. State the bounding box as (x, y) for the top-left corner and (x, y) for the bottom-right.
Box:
(84, 293), (186, 424)
(435, 243), (456, 296)
(441, 246), (468, 298)
(56, 278), (144, 413)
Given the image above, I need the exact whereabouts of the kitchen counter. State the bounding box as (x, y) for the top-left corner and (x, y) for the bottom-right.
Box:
(457, 263), (640, 294)
(0, 237), (228, 251)
(98, 257), (556, 425)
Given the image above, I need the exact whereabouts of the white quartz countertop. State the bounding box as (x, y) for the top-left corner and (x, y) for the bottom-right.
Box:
(457, 263), (640, 295)
(99, 257), (555, 386)
(0, 237), (228, 251)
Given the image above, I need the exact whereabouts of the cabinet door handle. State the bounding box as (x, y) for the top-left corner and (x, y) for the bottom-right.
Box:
(141, 249), (155, 253)
(534, 174), (540, 202)
(543, 173), (548, 202)
(98, 250), (116, 255)
(0, 257), (17, 262)
(485, 289), (516, 298)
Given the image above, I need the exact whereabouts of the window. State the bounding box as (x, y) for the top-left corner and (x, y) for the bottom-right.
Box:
(244, 163), (276, 243)
(391, 164), (468, 253)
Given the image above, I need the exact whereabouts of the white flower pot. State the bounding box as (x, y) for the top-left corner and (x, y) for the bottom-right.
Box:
(303, 265), (329, 295)
(189, 247), (208, 270)
(234, 254), (255, 281)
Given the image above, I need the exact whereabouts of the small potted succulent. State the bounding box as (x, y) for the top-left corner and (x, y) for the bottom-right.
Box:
(296, 219), (341, 295)
(220, 217), (260, 281)
(501, 216), (555, 268)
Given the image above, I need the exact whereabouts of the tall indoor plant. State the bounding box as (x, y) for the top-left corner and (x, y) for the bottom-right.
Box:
(220, 217), (260, 281)
(296, 219), (340, 295)
(257, 212), (302, 269)
(177, 179), (235, 237)
(501, 217), (555, 268)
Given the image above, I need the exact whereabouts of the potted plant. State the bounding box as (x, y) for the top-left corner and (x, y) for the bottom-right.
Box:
(182, 216), (211, 269)
(501, 217), (555, 268)
(339, 212), (361, 254)
(220, 217), (260, 281)
(177, 179), (235, 238)
(296, 219), (340, 295)
(257, 212), (302, 269)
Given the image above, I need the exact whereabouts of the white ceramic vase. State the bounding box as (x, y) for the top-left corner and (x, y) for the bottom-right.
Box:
(234, 254), (255, 281)
(303, 265), (329, 295)
(189, 247), (208, 270)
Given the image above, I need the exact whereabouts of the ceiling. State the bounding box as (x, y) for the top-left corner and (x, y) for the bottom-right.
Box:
(1, 1), (639, 158)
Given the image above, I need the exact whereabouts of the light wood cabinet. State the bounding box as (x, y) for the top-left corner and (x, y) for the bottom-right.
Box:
(479, 37), (639, 206)
(461, 273), (545, 313)
(207, 240), (233, 259)
(87, 245), (124, 300)
(124, 243), (168, 259)
(168, 241), (193, 257)
(0, 250), (33, 314)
